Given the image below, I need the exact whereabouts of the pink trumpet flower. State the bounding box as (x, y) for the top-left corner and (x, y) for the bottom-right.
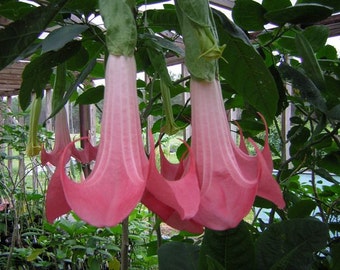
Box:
(45, 136), (98, 223)
(43, 108), (98, 222)
(41, 108), (97, 166)
(190, 79), (285, 231)
(142, 135), (203, 233)
(53, 55), (148, 227)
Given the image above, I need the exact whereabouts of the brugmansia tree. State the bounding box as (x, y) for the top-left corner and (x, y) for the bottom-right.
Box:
(0, 0), (339, 269)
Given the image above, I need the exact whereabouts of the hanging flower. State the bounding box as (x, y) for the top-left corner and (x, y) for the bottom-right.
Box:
(141, 134), (203, 234)
(190, 79), (285, 230)
(50, 55), (148, 227)
(43, 108), (98, 222)
(26, 96), (42, 157)
(41, 108), (97, 167)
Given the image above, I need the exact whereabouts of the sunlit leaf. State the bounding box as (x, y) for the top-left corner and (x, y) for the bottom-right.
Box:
(42, 24), (89, 53)
(0, 0), (69, 70)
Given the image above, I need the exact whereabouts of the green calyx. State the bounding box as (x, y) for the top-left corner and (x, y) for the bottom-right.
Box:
(175, 0), (225, 81)
(99, 0), (137, 56)
(26, 96), (42, 157)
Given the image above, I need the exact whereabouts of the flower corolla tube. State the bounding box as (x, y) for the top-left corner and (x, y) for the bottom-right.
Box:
(47, 55), (148, 227)
(189, 78), (285, 231)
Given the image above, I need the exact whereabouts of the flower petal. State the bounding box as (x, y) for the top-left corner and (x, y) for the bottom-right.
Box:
(45, 169), (71, 223)
(142, 190), (204, 234)
(143, 134), (200, 220)
(58, 55), (148, 227)
(41, 108), (98, 166)
(191, 79), (260, 230)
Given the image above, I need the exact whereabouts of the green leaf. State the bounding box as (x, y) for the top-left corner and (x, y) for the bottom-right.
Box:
(64, 0), (98, 17)
(319, 151), (340, 175)
(264, 4), (333, 26)
(0, 1), (34, 20)
(140, 33), (184, 57)
(48, 55), (98, 120)
(144, 8), (180, 33)
(327, 104), (340, 120)
(295, 32), (326, 91)
(287, 199), (317, 218)
(75, 86), (104, 105)
(296, 0), (340, 13)
(199, 222), (255, 270)
(26, 248), (45, 262)
(302, 25), (329, 53)
(255, 218), (329, 270)
(19, 41), (81, 110)
(277, 63), (327, 112)
(330, 240), (340, 270)
(232, 0), (267, 31)
(0, 0), (70, 70)
(262, 0), (292, 11)
(158, 242), (200, 270)
(42, 24), (89, 53)
(215, 11), (278, 123)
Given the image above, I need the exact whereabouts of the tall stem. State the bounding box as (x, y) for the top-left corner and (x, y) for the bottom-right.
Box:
(121, 217), (129, 270)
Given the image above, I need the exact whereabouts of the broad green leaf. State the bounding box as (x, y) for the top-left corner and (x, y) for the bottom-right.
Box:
(262, 0), (292, 11)
(232, 0), (267, 31)
(158, 242), (200, 270)
(287, 126), (310, 145)
(327, 104), (340, 120)
(255, 218), (329, 270)
(277, 63), (327, 112)
(296, 0), (340, 12)
(213, 9), (250, 44)
(0, 0), (69, 70)
(19, 41), (81, 110)
(302, 25), (329, 52)
(144, 8), (180, 33)
(75, 86), (104, 105)
(319, 151), (340, 175)
(42, 24), (89, 53)
(287, 199), (317, 218)
(317, 45), (338, 60)
(330, 241), (340, 270)
(295, 32), (326, 91)
(215, 11), (278, 123)
(199, 222), (255, 270)
(0, 1), (34, 20)
(264, 4), (333, 26)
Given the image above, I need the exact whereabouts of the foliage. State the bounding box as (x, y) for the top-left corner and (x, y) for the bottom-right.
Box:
(0, 0), (339, 269)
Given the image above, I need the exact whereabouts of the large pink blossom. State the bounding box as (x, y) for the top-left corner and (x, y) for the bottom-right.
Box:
(49, 55), (148, 227)
(190, 79), (285, 230)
